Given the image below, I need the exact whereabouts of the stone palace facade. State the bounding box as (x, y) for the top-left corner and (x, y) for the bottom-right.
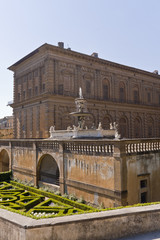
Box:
(9, 42), (160, 139)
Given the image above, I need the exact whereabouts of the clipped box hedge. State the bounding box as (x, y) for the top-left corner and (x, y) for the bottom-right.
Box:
(0, 171), (12, 182)
(10, 181), (97, 211)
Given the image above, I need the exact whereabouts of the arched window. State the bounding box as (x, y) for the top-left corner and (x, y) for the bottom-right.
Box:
(83, 74), (94, 98)
(102, 115), (112, 130)
(0, 149), (9, 172)
(147, 117), (154, 138)
(134, 117), (142, 138)
(119, 117), (128, 138)
(38, 154), (60, 185)
(61, 70), (74, 95)
(102, 79), (110, 100)
(119, 82), (126, 102)
(133, 87), (139, 104)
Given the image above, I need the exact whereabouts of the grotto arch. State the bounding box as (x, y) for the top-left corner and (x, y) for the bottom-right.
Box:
(37, 154), (60, 186)
(0, 149), (9, 172)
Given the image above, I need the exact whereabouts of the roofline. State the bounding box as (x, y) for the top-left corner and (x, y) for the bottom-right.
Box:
(8, 43), (160, 79)
(8, 43), (48, 71)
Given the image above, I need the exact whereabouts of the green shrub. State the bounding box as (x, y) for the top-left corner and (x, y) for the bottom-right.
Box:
(0, 171), (12, 182)
(10, 181), (96, 211)
(16, 197), (44, 210)
(34, 198), (72, 209)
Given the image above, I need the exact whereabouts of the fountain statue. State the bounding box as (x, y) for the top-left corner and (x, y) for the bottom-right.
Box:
(79, 87), (83, 98)
(48, 87), (120, 139)
(70, 88), (91, 130)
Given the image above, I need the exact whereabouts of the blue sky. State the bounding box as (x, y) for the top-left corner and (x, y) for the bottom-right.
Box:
(0, 0), (160, 118)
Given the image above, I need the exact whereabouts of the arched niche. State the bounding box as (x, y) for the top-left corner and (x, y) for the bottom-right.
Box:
(134, 117), (142, 138)
(102, 115), (112, 130)
(38, 154), (60, 186)
(0, 149), (9, 172)
(133, 86), (140, 104)
(119, 117), (129, 138)
(119, 82), (126, 102)
(102, 78), (110, 100)
(147, 117), (154, 138)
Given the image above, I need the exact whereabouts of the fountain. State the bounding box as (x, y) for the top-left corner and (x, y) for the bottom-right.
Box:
(49, 88), (120, 139)
(69, 87), (91, 130)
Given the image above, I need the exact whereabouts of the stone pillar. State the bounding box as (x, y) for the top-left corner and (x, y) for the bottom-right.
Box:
(46, 58), (54, 93)
(9, 141), (12, 171)
(75, 65), (81, 97)
(30, 107), (33, 138)
(36, 106), (40, 138)
(44, 103), (49, 138)
(95, 69), (100, 99)
(113, 141), (127, 206)
(13, 109), (17, 138)
(58, 142), (65, 194)
(33, 142), (37, 186)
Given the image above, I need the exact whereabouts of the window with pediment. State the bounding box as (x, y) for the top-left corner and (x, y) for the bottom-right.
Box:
(61, 70), (74, 95)
(58, 84), (63, 95)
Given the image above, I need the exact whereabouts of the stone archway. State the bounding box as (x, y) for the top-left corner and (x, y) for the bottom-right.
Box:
(38, 154), (60, 186)
(0, 149), (9, 172)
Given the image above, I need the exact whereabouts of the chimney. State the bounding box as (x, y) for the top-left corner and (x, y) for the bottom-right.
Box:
(91, 52), (98, 58)
(153, 70), (158, 75)
(58, 42), (64, 48)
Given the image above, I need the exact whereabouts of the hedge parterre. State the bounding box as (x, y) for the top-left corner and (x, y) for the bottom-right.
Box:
(0, 181), (98, 219)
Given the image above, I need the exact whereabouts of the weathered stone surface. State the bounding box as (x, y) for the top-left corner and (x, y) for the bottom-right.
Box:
(0, 204), (160, 239)
(0, 138), (160, 207)
(8, 43), (160, 139)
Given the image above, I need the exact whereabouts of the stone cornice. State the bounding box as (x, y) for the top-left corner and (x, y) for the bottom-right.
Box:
(8, 43), (160, 80)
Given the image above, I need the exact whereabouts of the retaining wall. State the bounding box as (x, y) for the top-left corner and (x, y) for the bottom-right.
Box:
(1, 204), (160, 240)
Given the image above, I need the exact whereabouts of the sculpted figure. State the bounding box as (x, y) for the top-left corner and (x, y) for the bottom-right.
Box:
(110, 123), (113, 129)
(67, 126), (72, 131)
(49, 125), (55, 133)
(73, 125), (77, 131)
(49, 125), (55, 138)
(97, 122), (102, 130)
(113, 122), (118, 130)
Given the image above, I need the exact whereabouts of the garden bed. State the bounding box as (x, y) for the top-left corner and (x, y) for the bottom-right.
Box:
(0, 180), (98, 219)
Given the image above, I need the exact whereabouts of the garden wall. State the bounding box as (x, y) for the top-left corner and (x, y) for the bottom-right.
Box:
(0, 204), (160, 240)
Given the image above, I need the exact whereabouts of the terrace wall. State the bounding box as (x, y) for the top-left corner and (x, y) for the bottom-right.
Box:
(0, 204), (160, 240)
(0, 138), (160, 207)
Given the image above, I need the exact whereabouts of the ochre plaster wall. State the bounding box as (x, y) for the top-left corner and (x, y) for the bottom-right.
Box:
(126, 152), (160, 205)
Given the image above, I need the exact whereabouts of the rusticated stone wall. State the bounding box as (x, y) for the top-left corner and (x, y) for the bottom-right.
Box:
(9, 43), (160, 139)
